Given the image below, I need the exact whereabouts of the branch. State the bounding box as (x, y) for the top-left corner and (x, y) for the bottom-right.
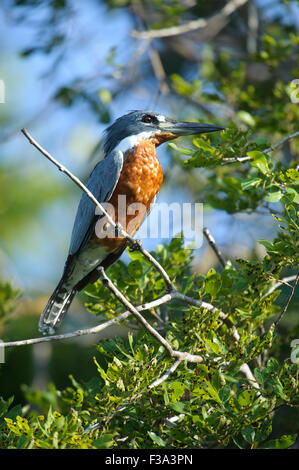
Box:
(221, 130), (299, 165)
(274, 272), (299, 332)
(262, 274), (298, 299)
(98, 267), (203, 363)
(148, 359), (182, 389)
(0, 293), (173, 348)
(265, 130), (299, 153)
(148, 45), (170, 95)
(0, 289), (235, 349)
(203, 227), (226, 268)
(131, 0), (248, 39)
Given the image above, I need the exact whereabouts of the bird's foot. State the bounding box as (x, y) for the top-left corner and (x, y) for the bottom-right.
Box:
(129, 238), (143, 251)
(114, 222), (123, 237)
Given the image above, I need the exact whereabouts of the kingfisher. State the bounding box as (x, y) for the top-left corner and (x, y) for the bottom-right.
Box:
(39, 110), (224, 335)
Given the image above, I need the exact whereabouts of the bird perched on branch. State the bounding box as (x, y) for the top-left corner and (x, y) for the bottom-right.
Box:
(39, 110), (224, 335)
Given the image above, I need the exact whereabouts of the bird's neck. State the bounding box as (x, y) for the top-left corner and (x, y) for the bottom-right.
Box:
(114, 131), (177, 155)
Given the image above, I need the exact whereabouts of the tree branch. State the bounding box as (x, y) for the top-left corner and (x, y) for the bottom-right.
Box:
(221, 130), (299, 165)
(131, 0), (248, 39)
(0, 293), (173, 348)
(148, 359), (183, 389)
(98, 267), (203, 363)
(203, 227), (226, 268)
(262, 274), (298, 299)
(274, 272), (299, 332)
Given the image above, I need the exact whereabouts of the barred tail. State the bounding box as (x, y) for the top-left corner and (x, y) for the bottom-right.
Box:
(39, 280), (77, 335)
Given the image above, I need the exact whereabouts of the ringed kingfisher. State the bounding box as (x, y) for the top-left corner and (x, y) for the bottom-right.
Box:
(39, 110), (224, 335)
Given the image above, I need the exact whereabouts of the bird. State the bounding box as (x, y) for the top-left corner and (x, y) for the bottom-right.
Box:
(39, 110), (224, 335)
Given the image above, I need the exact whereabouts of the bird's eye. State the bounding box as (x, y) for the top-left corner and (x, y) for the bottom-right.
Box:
(141, 114), (154, 123)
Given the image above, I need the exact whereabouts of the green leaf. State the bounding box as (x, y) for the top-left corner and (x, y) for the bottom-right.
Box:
(94, 434), (115, 449)
(259, 434), (297, 449)
(286, 169), (299, 181)
(285, 187), (299, 204)
(237, 111), (256, 127)
(219, 386), (231, 403)
(192, 137), (214, 152)
(241, 425), (256, 444)
(238, 390), (255, 407)
(248, 151), (269, 175)
(169, 382), (186, 402)
(205, 271), (222, 296)
(98, 88), (112, 104)
(148, 432), (166, 447)
(168, 142), (193, 155)
(241, 177), (262, 190)
(264, 190), (283, 202)
(258, 239), (274, 251)
(170, 402), (186, 414)
(128, 260), (143, 278)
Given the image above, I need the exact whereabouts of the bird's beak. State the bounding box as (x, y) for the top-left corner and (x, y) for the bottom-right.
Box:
(159, 119), (226, 136)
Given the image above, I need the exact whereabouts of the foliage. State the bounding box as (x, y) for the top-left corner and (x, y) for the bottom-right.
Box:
(0, 281), (22, 328)
(1, 229), (298, 448)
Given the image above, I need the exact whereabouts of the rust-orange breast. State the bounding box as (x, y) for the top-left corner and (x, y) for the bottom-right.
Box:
(94, 140), (163, 251)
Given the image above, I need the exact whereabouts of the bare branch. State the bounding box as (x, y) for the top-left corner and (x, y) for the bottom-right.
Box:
(221, 156), (252, 165)
(203, 227), (226, 268)
(0, 290), (230, 351)
(239, 363), (262, 393)
(0, 293), (173, 348)
(265, 130), (299, 153)
(131, 0), (249, 39)
(222, 130), (299, 165)
(274, 272), (299, 332)
(98, 267), (203, 363)
(148, 45), (170, 95)
(262, 274), (298, 299)
(149, 359), (183, 389)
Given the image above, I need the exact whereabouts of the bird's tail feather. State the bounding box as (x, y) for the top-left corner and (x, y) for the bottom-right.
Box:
(39, 280), (77, 335)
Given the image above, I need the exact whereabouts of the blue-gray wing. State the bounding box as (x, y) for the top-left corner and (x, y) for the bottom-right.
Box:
(68, 149), (123, 256)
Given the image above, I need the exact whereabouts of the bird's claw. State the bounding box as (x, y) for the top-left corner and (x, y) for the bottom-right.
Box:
(114, 222), (123, 237)
(129, 238), (143, 251)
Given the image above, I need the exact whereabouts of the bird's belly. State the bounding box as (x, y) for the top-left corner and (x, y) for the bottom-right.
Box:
(94, 140), (163, 251)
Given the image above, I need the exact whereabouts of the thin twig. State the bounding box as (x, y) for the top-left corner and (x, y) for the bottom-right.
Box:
(131, 0), (248, 39)
(2, 272), (295, 351)
(149, 359), (183, 388)
(265, 131), (299, 153)
(222, 130), (299, 165)
(0, 293), (173, 348)
(98, 267), (203, 363)
(148, 45), (170, 95)
(0, 290), (230, 350)
(221, 156), (252, 165)
(239, 363), (263, 392)
(274, 272), (299, 332)
(203, 227), (226, 268)
(262, 274), (298, 299)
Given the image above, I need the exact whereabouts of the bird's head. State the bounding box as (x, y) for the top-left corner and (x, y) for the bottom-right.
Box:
(103, 110), (225, 155)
